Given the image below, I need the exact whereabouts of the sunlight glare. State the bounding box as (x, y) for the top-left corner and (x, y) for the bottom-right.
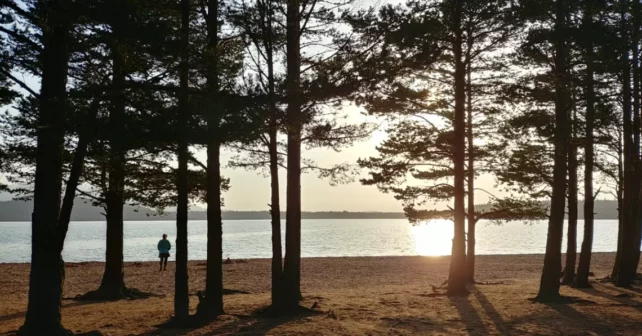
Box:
(411, 219), (454, 256)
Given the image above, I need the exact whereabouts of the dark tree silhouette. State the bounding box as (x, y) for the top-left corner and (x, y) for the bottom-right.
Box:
(57, 96), (101, 251)
(445, 0), (468, 296)
(18, 0), (73, 334)
(99, 0), (130, 299)
(282, 0), (303, 310)
(198, 0), (225, 318)
(614, 0), (638, 287)
(536, 0), (570, 302)
(629, 0), (642, 277)
(174, 0), (190, 321)
(575, 0), (597, 288)
(562, 109), (578, 286)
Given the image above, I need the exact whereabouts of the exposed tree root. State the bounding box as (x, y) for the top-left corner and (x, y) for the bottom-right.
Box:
(194, 291), (225, 322)
(187, 289), (251, 321)
(76, 285), (159, 301)
(224, 288), (249, 295)
(561, 275), (575, 286)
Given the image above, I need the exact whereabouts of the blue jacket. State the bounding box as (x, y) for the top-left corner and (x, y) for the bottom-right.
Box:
(158, 239), (171, 254)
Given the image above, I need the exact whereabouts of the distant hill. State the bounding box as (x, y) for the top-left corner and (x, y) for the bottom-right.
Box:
(0, 199), (406, 221)
(0, 199), (620, 222)
(471, 200), (619, 220)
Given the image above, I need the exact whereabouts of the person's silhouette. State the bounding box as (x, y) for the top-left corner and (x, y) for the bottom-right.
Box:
(157, 234), (171, 271)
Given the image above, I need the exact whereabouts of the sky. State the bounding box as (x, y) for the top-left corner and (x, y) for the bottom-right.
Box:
(207, 105), (507, 212)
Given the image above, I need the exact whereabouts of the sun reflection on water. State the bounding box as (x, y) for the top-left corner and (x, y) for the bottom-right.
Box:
(411, 219), (454, 256)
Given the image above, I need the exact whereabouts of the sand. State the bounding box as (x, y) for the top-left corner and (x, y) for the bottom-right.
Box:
(1, 253), (642, 335)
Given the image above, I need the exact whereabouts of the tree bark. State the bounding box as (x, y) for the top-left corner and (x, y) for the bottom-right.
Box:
(264, 0), (283, 308)
(465, 58), (475, 283)
(631, 0), (642, 276)
(96, 3), (128, 297)
(269, 125), (283, 281)
(447, 0), (467, 296)
(174, 0), (190, 321)
(612, 130), (625, 279)
(199, 0), (225, 318)
(19, 0), (70, 335)
(563, 112), (578, 286)
(57, 96), (100, 253)
(282, 0), (303, 309)
(269, 124), (283, 308)
(615, 1), (635, 287)
(575, 0), (595, 288)
(536, 0), (569, 302)
(20, 1), (71, 334)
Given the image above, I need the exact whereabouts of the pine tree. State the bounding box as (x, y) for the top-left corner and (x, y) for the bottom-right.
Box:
(14, 0), (74, 333)
(536, 0), (571, 301)
(351, 0), (540, 287)
(575, 0), (599, 288)
(174, 0), (190, 321)
(282, 0), (303, 310)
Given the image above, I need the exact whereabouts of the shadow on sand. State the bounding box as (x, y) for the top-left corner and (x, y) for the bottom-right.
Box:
(0, 300), (100, 323)
(447, 285), (512, 336)
(540, 300), (616, 336)
(448, 293), (490, 335)
(471, 285), (511, 336)
(576, 283), (642, 311)
(137, 308), (321, 336)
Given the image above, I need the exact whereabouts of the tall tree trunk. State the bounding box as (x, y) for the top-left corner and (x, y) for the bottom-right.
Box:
(174, 0), (190, 321)
(19, 1), (71, 334)
(575, 0), (595, 288)
(465, 59), (475, 283)
(612, 130), (625, 279)
(282, 0), (303, 309)
(536, 0), (570, 302)
(631, 0), (642, 276)
(563, 111), (578, 285)
(101, 161), (126, 296)
(261, 0), (283, 308)
(199, 0), (225, 318)
(447, 0), (467, 296)
(57, 96), (100, 253)
(616, 1), (635, 287)
(268, 125), (282, 270)
(96, 4), (128, 297)
(269, 125), (283, 307)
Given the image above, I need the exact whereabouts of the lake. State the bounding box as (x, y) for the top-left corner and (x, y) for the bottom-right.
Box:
(0, 219), (621, 263)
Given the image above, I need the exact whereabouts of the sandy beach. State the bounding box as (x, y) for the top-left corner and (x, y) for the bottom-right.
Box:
(1, 253), (642, 335)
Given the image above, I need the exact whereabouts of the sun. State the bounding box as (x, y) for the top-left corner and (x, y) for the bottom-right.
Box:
(411, 219), (454, 256)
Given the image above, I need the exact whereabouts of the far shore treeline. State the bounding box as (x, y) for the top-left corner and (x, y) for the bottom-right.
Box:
(0, 199), (625, 222)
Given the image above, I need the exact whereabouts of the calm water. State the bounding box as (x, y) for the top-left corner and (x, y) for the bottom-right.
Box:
(0, 219), (620, 263)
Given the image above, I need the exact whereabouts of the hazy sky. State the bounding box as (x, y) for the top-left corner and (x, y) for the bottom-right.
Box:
(209, 106), (506, 212)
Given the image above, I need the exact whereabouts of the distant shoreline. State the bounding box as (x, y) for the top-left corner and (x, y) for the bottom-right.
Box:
(0, 198), (622, 221)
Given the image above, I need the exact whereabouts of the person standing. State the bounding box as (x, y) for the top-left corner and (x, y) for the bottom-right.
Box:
(157, 234), (171, 271)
